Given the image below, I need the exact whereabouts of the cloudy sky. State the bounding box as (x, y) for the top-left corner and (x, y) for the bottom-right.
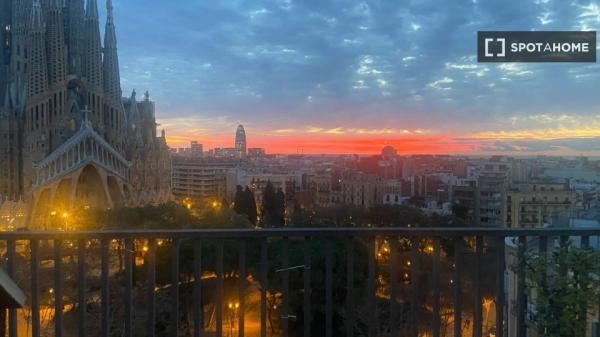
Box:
(102, 0), (600, 154)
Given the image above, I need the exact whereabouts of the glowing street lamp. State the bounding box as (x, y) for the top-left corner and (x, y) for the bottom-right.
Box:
(62, 212), (69, 230)
(228, 301), (240, 336)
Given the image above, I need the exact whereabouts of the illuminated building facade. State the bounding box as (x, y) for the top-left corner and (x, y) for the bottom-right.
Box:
(0, 0), (171, 229)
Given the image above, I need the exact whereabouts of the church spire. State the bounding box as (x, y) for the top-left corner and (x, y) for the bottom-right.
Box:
(27, 0), (48, 97)
(83, 0), (102, 88)
(66, 0), (85, 75)
(103, 0), (121, 103)
(46, 0), (67, 86)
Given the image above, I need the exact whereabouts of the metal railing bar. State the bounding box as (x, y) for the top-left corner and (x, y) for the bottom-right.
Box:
(193, 242), (203, 337)
(101, 239), (110, 337)
(54, 239), (63, 337)
(7, 240), (16, 337)
(453, 238), (463, 337)
(31, 239), (40, 337)
(389, 238), (398, 336)
(368, 237), (376, 337)
(260, 240), (268, 337)
(346, 237), (354, 337)
(325, 238), (333, 337)
(1, 227), (598, 240)
(216, 240), (224, 337)
(303, 237), (311, 337)
(473, 236), (483, 337)
(171, 238), (180, 337)
(147, 239), (156, 337)
(78, 239), (87, 337)
(410, 238), (419, 337)
(516, 236), (527, 337)
(496, 236), (505, 337)
(432, 238), (441, 337)
(238, 240), (246, 337)
(124, 238), (133, 337)
(282, 237), (290, 337)
(581, 235), (589, 248)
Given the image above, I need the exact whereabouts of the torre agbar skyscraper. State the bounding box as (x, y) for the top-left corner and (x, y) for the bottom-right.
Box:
(0, 0), (172, 229)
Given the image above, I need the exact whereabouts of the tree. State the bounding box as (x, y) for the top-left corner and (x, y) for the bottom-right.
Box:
(451, 202), (469, 220)
(519, 241), (600, 337)
(245, 186), (257, 224)
(233, 185), (247, 215)
(275, 189), (286, 226)
(261, 181), (277, 227)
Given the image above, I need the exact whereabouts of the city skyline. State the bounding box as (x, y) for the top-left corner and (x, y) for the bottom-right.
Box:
(103, 0), (600, 155)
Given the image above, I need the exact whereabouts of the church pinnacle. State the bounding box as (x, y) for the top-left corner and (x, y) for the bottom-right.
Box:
(103, 0), (122, 103)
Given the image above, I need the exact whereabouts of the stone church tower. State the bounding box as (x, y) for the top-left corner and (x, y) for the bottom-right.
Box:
(0, 0), (172, 229)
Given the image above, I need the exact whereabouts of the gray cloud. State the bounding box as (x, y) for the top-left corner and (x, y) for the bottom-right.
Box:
(101, 0), (600, 135)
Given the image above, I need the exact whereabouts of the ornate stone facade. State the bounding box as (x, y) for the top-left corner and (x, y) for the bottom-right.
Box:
(0, 0), (171, 229)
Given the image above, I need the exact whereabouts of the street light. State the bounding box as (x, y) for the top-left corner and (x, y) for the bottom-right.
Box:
(62, 212), (69, 231)
(228, 301), (240, 336)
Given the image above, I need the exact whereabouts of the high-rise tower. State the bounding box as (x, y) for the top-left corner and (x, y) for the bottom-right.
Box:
(235, 124), (247, 157)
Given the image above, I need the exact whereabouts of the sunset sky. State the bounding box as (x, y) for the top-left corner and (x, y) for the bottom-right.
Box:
(104, 0), (600, 155)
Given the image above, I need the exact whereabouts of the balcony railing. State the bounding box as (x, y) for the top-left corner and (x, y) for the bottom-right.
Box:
(0, 227), (599, 337)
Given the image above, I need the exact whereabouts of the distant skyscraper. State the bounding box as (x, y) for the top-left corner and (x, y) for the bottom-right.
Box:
(191, 141), (203, 157)
(235, 124), (247, 157)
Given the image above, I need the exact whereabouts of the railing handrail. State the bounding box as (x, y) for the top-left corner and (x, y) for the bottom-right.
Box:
(0, 226), (599, 239)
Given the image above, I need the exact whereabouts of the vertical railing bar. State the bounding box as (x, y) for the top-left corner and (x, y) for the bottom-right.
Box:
(539, 236), (547, 288)
(78, 239), (87, 337)
(410, 237), (419, 337)
(260, 239), (268, 337)
(580, 235), (589, 333)
(238, 240), (246, 337)
(282, 237), (290, 337)
(389, 238), (398, 335)
(147, 239), (156, 337)
(171, 238), (180, 337)
(368, 237), (376, 337)
(7, 240), (16, 337)
(516, 236), (527, 337)
(453, 238), (463, 337)
(303, 237), (311, 337)
(54, 239), (63, 337)
(346, 237), (354, 337)
(193, 242), (203, 337)
(473, 236), (483, 337)
(432, 238), (441, 337)
(325, 238), (333, 337)
(581, 235), (589, 248)
(101, 239), (110, 337)
(124, 239), (133, 337)
(496, 236), (505, 337)
(31, 239), (40, 337)
(216, 240), (224, 337)
(559, 235), (569, 277)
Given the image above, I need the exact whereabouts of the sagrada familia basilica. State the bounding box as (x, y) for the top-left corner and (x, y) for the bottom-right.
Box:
(0, 0), (172, 229)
